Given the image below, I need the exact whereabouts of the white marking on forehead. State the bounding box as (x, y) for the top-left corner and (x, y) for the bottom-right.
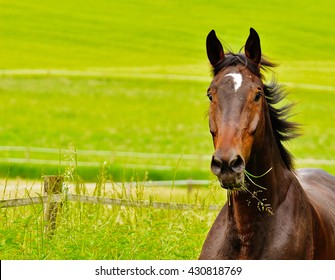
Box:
(224, 73), (243, 92)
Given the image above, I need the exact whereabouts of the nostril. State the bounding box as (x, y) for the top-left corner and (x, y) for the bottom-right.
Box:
(211, 156), (222, 176)
(230, 155), (245, 174)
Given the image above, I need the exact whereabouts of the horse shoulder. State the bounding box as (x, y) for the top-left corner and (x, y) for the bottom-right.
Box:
(199, 204), (233, 259)
(262, 175), (315, 259)
(296, 168), (335, 259)
(297, 168), (335, 214)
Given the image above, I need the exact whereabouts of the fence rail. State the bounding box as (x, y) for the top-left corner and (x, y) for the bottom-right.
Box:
(0, 145), (209, 160)
(0, 145), (211, 171)
(1, 176), (220, 236)
(0, 194), (220, 211)
(0, 146), (334, 169)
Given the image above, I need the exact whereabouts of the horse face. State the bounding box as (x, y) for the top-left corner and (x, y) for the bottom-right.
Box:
(207, 66), (264, 189)
(206, 28), (264, 190)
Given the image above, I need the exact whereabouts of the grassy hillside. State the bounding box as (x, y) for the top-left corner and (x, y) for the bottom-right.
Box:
(1, 0), (334, 68)
(0, 0), (334, 181)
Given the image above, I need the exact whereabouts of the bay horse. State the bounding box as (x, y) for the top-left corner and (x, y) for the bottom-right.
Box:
(199, 28), (335, 259)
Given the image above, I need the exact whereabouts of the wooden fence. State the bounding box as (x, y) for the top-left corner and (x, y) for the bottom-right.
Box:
(0, 175), (220, 235)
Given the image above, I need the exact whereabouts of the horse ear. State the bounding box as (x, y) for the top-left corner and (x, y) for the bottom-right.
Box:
(245, 28), (261, 65)
(206, 30), (225, 67)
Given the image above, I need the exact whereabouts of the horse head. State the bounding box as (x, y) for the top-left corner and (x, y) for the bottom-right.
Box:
(206, 28), (266, 190)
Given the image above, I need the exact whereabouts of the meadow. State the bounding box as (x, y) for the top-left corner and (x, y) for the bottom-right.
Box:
(0, 174), (225, 260)
(0, 0), (334, 259)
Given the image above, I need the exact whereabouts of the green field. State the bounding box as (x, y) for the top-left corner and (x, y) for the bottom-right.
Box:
(0, 0), (334, 259)
(0, 0), (334, 180)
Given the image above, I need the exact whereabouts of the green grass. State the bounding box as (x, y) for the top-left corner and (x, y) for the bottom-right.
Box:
(1, 0), (334, 68)
(0, 76), (209, 153)
(0, 76), (213, 180)
(0, 203), (216, 259)
(0, 176), (224, 260)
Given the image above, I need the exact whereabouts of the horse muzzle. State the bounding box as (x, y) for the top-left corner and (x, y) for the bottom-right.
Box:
(210, 153), (245, 189)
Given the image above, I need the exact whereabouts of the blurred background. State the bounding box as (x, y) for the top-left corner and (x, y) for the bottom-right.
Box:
(0, 0), (334, 182)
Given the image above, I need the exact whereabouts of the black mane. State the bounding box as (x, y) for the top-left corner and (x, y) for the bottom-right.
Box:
(212, 53), (299, 170)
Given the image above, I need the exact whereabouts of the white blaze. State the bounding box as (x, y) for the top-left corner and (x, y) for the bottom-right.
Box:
(224, 73), (243, 92)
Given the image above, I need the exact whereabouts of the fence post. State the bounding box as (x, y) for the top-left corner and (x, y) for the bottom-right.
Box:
(43, 175), (63, 236)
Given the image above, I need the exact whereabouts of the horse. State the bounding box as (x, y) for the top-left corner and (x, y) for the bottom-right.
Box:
(199, 28), (335, 259)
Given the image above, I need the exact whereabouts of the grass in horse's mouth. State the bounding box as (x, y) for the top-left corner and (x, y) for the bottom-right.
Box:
(226, 167), (274, 215)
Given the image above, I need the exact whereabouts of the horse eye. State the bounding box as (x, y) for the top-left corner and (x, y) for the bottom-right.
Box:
(254, 91), (263, 102)
(207, 93), (213, 101)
